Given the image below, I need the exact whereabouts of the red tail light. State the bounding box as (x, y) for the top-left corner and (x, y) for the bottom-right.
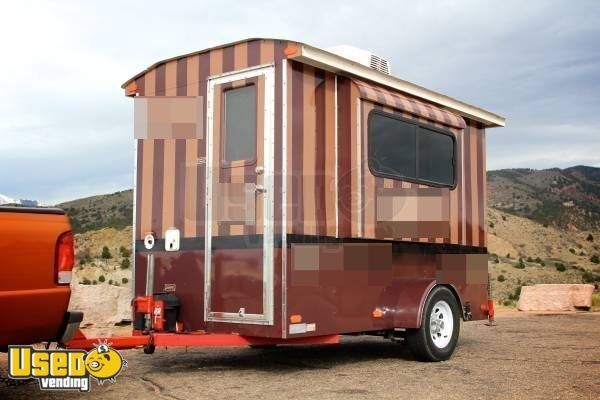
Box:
(56, 231), (74, 285)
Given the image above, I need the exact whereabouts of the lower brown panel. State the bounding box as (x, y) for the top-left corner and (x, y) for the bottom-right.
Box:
(375, 221), (450, 239)
(210, 248), (263, 315)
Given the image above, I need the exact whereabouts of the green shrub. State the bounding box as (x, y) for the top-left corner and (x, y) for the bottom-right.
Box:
(555, 263), (566, 272)
(119, 246), (131, 258)
(489, 222), (495, 228)
(122, 277), (129, 284)
(101, 246), (112, 259)
(506, 253), (511, 259)
(583, 270), (600, 283)
(526, 256), (533, 262)
(92, 280), (97, 285)
(587, 234), (594, 242)
(590, 255), (599, 264)
(121, 258), (130, 269)
(81, 278), (91, 285)
(569, 248), (576, 254)
(108, 279), (113, 285)
(508, 286), (522, 301)
(98, 275), (105, 283)
(502, 300), (512, 306)
(534, 257), (542, 263)
(514, 258), (525, 269)
(497, 275), (506, 282)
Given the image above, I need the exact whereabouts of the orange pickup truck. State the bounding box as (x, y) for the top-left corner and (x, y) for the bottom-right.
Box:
(0, 206), (82, 351)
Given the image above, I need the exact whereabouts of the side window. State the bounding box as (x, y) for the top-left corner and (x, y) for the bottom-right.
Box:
(369, 113), (416, 179)
(368, 110), (456, 187)
(418, 127), (455, 186)
(222, 85), (256, 164)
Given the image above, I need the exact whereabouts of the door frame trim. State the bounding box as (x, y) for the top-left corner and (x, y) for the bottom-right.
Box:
(204, 64), (276, 326)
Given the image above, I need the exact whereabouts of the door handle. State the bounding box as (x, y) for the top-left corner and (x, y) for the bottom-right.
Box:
(255, 184), (267, 193)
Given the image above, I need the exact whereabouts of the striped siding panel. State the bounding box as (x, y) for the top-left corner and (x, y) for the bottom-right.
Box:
(135, 39), (289, 240)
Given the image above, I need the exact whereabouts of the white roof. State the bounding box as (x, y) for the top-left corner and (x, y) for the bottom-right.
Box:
(289, 43), (505, 128)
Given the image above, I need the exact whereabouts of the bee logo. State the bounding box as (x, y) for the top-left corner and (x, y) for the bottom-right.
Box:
(84, 343), (127, 384)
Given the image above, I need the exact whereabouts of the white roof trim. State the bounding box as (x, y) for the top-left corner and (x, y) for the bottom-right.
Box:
(290, 44), (506, 128)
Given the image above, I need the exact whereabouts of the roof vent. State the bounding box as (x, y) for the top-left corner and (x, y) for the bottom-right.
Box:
(325, 45), (391, 75)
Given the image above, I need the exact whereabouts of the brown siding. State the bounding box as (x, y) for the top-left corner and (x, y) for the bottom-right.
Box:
(134, 39), (291, 240)
(287, 62), (338, 237)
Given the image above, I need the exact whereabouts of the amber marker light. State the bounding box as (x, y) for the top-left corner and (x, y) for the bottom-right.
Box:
(372, 308), (383, 318)
(290, 314), (302, 323)
(283, 45), (298, 57)
(125, 81), (138, 97)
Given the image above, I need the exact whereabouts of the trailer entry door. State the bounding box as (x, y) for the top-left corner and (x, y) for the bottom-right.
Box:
(205, 65), (275, 325)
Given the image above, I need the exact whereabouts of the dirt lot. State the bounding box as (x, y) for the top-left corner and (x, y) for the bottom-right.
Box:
(2, 310), (599, 400)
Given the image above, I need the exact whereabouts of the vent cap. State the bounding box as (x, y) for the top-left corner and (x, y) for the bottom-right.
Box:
(325, 45), (391, 75)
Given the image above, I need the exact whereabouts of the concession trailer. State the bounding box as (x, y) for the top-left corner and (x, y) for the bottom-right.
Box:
(67, 38), (505, 361)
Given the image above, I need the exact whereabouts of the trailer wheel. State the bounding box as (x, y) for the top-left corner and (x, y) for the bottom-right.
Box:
(405, 286), (460, 362)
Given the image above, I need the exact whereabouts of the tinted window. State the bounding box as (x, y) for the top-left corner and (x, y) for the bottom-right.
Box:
(223, 85), (256, 163)
(369, 113), (416, 179)
(418, 127), (455, 185)
(368, 111), (455, 187)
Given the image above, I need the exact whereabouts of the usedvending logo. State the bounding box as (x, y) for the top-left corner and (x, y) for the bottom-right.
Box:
(7, 342), (127, 392)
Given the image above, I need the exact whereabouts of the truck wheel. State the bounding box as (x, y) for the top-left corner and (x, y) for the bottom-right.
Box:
(405, 286), (460, 362)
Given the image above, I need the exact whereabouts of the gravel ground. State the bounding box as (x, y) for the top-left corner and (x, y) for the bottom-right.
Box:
(1, 310), (599, 400)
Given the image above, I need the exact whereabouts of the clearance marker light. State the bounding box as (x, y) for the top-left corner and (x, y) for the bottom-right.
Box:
(283, 45), (298, 57)
(290, 315), (302, 323)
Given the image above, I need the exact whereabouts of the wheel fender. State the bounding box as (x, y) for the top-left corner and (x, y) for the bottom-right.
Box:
(377, 278), (436, 329)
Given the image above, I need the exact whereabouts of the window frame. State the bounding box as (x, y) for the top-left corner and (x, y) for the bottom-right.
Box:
(367, 109), (458, 189)
(220, 82), (258, 168)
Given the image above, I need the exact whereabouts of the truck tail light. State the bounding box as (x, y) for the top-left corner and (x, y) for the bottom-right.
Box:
(56, 231), (74, 284)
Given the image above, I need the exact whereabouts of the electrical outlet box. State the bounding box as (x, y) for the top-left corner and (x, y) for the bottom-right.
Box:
(164, 228), (180, 252)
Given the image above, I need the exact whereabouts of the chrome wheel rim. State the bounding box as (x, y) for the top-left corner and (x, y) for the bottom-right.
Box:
(429, 300), (453, 349)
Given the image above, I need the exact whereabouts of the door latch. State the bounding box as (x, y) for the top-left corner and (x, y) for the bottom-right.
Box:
(255, 184), (267, 193)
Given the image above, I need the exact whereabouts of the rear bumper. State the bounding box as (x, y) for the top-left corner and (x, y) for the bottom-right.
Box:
(0, 287), (71, 348)
(58, 311), (84, 343)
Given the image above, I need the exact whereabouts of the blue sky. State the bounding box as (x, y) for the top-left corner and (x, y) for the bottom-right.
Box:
(1, 0), (599, 204)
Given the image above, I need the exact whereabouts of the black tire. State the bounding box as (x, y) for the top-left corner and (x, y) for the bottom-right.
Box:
(405, 286), (460, 362)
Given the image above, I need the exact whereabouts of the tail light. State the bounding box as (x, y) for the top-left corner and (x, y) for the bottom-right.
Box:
(55, 231), (74, 284)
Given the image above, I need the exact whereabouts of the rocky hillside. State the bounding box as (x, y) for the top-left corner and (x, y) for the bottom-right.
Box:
(488, 166), (600, 231)
(59, 189), (133, 233)
(487, 208), (599, 304)
(73, 226), (133, 288)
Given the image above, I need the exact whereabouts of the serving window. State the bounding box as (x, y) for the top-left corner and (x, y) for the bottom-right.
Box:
(368, 110), (456, 188)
